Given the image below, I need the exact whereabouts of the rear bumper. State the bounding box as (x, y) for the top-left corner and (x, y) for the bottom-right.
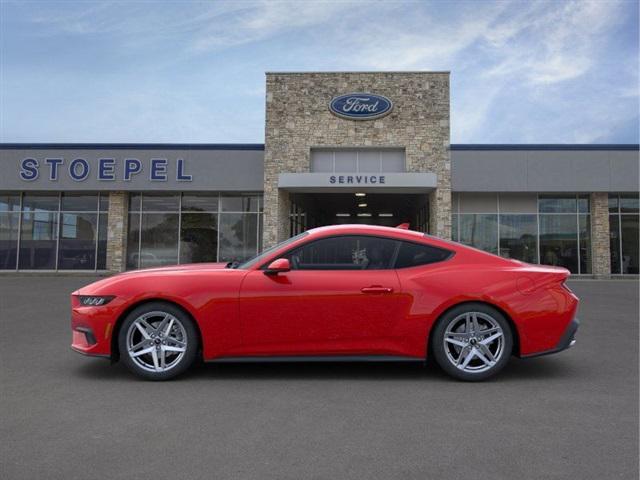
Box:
(521, 317), (580, 359)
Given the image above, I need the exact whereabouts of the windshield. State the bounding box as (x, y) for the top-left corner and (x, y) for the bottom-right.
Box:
(236, 232), (309, 269)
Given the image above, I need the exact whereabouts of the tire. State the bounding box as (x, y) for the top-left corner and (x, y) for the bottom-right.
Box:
(431, 303), (513, 381)
(118, 301), (198, 380)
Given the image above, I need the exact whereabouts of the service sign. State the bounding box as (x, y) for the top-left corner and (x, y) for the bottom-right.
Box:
(329, 93), (393, 120)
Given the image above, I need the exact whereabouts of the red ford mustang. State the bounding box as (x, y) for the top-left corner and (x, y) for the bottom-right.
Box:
(71, 224), (579, 381)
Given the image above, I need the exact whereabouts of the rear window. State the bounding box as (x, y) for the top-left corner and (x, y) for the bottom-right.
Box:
(394, 241), (452, 268)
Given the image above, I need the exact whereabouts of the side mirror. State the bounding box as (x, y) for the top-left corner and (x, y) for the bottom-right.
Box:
(264, 258), (291, 275)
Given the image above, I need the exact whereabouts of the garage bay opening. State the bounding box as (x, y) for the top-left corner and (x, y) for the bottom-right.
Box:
(289, 193), (429, 235)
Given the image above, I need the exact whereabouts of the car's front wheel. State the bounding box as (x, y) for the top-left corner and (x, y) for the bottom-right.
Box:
(118, 302), (198, 380)
(431, 303), (513, 381)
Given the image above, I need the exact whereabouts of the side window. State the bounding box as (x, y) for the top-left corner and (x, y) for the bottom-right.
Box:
(285, 236), (398, 270)
(395, 241), (452, 268)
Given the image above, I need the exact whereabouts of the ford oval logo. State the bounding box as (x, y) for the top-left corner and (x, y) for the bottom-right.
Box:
(329, 93), (393, 120)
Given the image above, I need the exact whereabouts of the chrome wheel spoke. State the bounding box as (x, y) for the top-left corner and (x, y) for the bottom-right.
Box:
(163, 345), (186, 353)
(166, 338), (186, 348)
(471, 313), (480, 335)
(458, 348), (475, 369)
(480, 332), (502, 345)
(135, 322), (152, 339)
(445, 336), (466, 348)
(129, 339), (148, 352)
(151, 349), (160, 370)
(130, 346), (154, 358)
(163, 318), (175, 336)
(465, 314), (473, 334)
(159, 347), (166, 369)
(156, 314), (171, 335)
(474, 347), (494, 367)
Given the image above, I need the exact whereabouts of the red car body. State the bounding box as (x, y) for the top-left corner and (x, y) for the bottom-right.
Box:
(71, 224), (579, 364)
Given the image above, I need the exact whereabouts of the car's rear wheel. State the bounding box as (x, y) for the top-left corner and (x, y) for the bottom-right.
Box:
(118, 302), (198, 380)
(431, 303), (513, 381)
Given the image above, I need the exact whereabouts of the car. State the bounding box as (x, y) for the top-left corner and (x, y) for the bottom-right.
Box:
(71, 224), (579, 381)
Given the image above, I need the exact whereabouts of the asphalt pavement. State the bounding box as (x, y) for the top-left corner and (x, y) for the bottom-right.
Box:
(0, 276), (638, 480)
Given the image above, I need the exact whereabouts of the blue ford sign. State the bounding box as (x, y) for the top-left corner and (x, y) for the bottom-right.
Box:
(329, 93), (393, 120)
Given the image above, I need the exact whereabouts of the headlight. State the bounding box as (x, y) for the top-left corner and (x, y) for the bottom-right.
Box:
(78, 295), (114, 306)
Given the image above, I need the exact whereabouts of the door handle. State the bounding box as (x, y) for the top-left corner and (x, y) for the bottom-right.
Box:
(361, 286), (394, 294)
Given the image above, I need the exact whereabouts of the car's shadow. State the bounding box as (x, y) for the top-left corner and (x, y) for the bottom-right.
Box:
(72, 356), (575, 383)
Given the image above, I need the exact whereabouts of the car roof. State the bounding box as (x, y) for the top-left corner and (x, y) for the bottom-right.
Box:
(307, 224), (429, 240)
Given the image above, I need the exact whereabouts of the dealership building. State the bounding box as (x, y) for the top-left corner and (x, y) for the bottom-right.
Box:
(0, 72), (638, 276)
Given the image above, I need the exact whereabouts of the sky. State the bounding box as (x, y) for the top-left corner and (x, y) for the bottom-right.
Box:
(0, 0), (638, 144)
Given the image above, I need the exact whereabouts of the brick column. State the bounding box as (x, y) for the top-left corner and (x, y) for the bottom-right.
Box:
(262, 185), (290, 249)
(430, 187), (452, 239)
(106, 191), (129, 273)
(590, 192), (611, 278)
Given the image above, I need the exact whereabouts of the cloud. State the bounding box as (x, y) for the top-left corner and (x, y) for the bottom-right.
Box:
(188, 0), (372, 52)
(2, 0), (637, 143)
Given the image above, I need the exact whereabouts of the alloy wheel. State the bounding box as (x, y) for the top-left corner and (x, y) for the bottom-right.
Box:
(443, 311), (505, 373)
(126, 311), (188, 373)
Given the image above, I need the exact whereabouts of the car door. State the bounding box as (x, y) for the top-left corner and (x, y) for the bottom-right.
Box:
(238, 235), (403, 356)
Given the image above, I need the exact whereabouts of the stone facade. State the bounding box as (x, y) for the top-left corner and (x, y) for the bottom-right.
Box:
(263, 72), (451, 248)
(106, 191), (129, 272)
(590, 192), (611, 277)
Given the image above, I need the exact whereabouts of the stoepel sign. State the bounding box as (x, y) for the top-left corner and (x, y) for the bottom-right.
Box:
(329, 93), (393, 120)
(19, 157), (193, 182)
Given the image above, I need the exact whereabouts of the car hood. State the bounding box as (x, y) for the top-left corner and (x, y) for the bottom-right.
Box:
(72, 262), (234, 295)
(125, 262), (229, 273)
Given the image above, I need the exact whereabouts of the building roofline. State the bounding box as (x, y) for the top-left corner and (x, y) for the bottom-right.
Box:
(0, 143), (637, 151)
(265, 71), (451, 74)
(0, 143), (266, 151)
(450, 144), (640, 151)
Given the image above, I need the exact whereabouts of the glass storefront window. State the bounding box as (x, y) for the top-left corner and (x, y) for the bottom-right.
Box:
(498, 214), (537, 263)
(609, 194), (639, 275)
(126, 192), (263, 269)
(458, 214), (498, 254)
(97, 212), (108, 269)
(126, 213), (141, 269)
(610, 215), (621, 274)
(579, 215), (591, 274)
(139, 213), (179, 268)
(220, 194), (261, 213)
(578, 195), (590, 214)
(61, 193), (99, 211)
(22, 193), (59, 212)
(180, 213), (218, 263)
(219, 213), (259, 263)
(538, 196), (577, 213)
(19, 211), (58, 269)
(57, 212), (98, 269)
(539, 215), (578, 272)
(620, 194), (639, 213)
(620, 215), (639, 274)
(0, 212), (19, 269)
(451, 214), (458, 243)
(1, 192), (109, 270)
(57, 193), (103, 270)
(182, 193), (219, 212)
(142, 193), (180, 212)
(0, 193), (20, 212)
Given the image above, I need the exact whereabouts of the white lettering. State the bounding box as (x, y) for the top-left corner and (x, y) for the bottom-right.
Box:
(342, 97), (379, 113)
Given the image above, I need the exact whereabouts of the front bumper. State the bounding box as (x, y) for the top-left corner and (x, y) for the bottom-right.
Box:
(522, 317), (580, 359)
(70, 299), (120, 357)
